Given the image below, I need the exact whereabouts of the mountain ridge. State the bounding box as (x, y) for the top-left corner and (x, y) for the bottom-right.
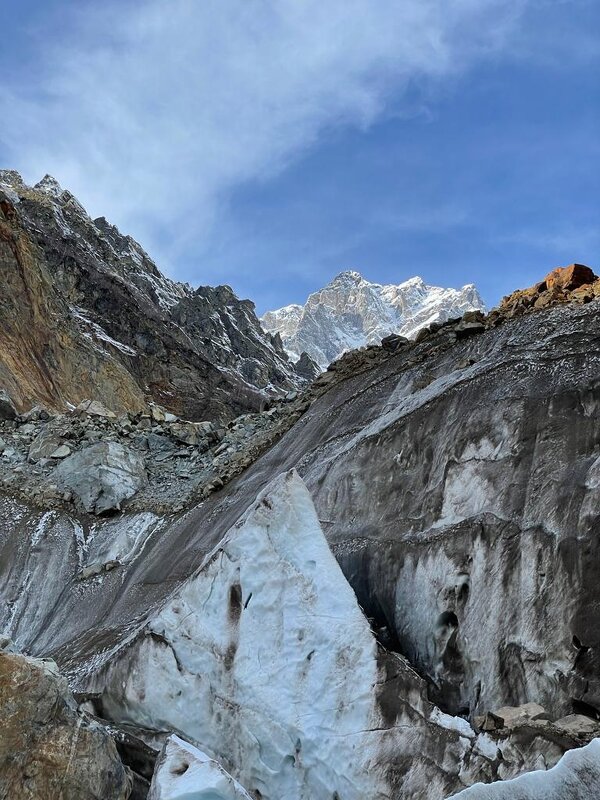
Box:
(262, 269), (485, 368)
(0, 170), (312, 421)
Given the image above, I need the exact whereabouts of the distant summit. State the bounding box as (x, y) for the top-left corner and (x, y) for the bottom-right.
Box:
(261, 270), (485, 368)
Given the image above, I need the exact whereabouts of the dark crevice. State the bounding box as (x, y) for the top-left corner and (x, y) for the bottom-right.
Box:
(572, 698), (600, 720)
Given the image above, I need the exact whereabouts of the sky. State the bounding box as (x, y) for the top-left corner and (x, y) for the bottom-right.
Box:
(0, 0), (598, 313)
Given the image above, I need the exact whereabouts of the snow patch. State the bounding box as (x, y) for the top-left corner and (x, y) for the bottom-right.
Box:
(70, 307), (137, 356)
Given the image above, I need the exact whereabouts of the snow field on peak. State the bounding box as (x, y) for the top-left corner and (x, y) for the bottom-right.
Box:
(261, 271), (485, 368)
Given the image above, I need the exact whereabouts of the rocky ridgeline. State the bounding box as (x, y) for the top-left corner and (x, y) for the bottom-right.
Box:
(309, 262), (600, 393)
(0, 170), (317, 423)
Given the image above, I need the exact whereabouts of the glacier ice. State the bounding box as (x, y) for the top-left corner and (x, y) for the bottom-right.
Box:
(92, 469), (502, 800)
(447, 738), (600, 799)
(148, 735), (252, 800)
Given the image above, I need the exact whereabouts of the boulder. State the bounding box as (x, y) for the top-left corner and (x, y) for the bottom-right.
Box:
(544, 264), (597, 291)
(381, 333), (409, 352)
(294, 351), (320, 381)
(194, 421), (215, 436)
(52, 441), (147, 514)
(50, 444), (71, 459)
(149, 404), (166, 423)
(75, 398), (117, 419)
(28, 429), (62, 462)
(491, 703), (549, 729)
(462, 310), (486, 323)
(0, 389), (17, 420)
(553, 714), (600, 738)
(0, 650), (131, 799)
(20, 405), (51, 422)
(169, 421), (200, 446)
(455, 320), (486, 338)
(148, 735), (252, 800)
(146, 432), (178, 454)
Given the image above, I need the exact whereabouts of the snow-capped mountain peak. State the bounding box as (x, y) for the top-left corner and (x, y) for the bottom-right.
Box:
(35, 173), (65, 199)
(261, 271), (486, 368)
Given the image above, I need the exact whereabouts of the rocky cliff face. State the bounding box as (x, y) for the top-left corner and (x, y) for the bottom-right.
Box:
(1, 264), (600, 798)
(261, 269), (485, 368)
(0, 170), (307, 422)
(0, 649), (131, 799)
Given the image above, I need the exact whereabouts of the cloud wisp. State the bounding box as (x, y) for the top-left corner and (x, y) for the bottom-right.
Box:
(0, 0), (528, 264)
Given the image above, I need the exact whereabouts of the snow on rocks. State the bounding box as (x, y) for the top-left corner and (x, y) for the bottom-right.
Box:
(148, 735), (252, 800)
(446, 738), (600, 799)
(81, 511), (164, 576)
(91, 469), (520, 800)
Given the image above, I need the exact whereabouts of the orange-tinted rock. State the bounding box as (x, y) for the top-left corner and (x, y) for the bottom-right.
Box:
(0, 650), (131, 799)
(544, 264), (597, 291)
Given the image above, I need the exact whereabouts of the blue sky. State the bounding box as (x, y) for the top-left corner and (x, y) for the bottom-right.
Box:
(0, 1), (598, 313)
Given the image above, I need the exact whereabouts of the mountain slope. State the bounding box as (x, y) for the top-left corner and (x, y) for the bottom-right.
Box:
(262, 269), (485, 368)
(0, 170), (306, 421)
(2, 265), (600, 797)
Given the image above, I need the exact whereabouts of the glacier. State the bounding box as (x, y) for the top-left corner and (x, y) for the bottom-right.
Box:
(87, 470), (518, 800)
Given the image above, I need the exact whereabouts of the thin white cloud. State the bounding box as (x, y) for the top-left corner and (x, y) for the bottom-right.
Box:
(0, 0), (528, 263)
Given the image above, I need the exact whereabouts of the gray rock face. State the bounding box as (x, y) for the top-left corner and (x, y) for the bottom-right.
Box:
(0, 649), (131, 799)
(262, 269), (485, 368)
(52, 441), (147, 514)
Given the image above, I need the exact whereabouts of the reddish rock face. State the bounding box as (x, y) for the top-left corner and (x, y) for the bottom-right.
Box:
(0, 651), (131, 799)
(545, 264), (597, 291)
